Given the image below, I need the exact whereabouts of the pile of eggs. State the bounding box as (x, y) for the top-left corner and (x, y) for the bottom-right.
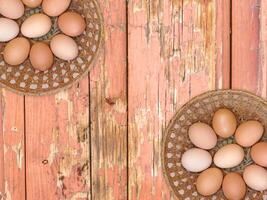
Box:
(181, 108), (267, 199)
(0, 0), (86, 71)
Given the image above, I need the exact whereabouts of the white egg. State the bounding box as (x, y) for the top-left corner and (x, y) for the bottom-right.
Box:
(50, 34), (78, 61)
(243, 164), (267, 191)
(21, 13), (52, 38)
(0, 18), (19, 42)
(181, 148), (212, 172)
(214, 144), (244, 168)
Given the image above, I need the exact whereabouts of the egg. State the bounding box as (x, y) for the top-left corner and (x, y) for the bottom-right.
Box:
(30, 42), (53, 71)
(0, 0), (24, 19)
(222, 173), (246, 200)
(50, 34), (78, 61)
(196, 168), (223, 196)
(181, 148), (212, 172)
(0, 18), (19, 42)
(235, 121), (264, 147)
(3, 37), (30, 66)
(243, 164), (267, 191)
(188, 122), (217, 150)
(42, 0), (71, 17)
(58, 12), (86, 37)
(251, 142), (267, 167)
(212, 108), (237, 138)
(22, 0), (42, 8)
(21, 13), (52, 38)
(214, 144), (244, 169)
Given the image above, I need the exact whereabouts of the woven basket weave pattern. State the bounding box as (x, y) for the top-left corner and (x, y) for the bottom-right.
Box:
(163, 90), (267, 200)
(0, 0), (102, 95)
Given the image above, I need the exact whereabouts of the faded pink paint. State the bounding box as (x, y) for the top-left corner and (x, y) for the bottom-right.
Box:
(0, 91), (25, 200)
(232, 0), (260, 93)
(128, 0), (218, 200)
(25, 78), (90, 200)
(89, 0), (128, 199)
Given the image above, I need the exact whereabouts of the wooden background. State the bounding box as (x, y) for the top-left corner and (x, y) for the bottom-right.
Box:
(0, 0), (266, 199)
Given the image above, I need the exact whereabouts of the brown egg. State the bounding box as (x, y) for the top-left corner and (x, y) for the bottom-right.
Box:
(22, 0), (42, 8)
(0, 0), (24, 19)
(212, 108), (237, 138)
(58, 12), (86, 37)
(42, 0), (71, 17)
(243, 164), (267, 191)
(30, 42), (53, 71)
(251, 142), (267, 167)
(222, 173), (246, 200)
(235, 121), (264, 147)
(188, 122), (217, 150)
(196, 168), (223, 196)
(3, 37), (30, 66)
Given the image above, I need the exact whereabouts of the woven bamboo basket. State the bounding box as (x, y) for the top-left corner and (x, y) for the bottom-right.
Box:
(0, 0), (103, 95)
(162, 90), (267, 200)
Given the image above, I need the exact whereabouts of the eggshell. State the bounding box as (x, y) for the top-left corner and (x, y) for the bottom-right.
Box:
(222, 173), (246, 200)
(42, 0), (71, 17)
(0, 18), (19, 42)
(212, 108), (237, 138)
(235, 121), (264, 147)
(30, 42), (53, 71)
(196, 168), (223, 196)
(188, 122), (217, 150)
(0, 0), (24, 19)
(251, 142), (267, 167)
(50, 34), (78, 61)
(22, 0), (42, 8)
(21, 13), (52, 38)
(214, 144), (244, 168)
(243, 164), (267, 191)
(3, 37), (30, 66)
(181, 148), (212, 172)
(58, 12), (86, 37)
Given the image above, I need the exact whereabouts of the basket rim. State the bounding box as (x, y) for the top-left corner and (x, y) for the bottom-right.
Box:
(0, 0), (104, 96)
(161, 89), (267, 199)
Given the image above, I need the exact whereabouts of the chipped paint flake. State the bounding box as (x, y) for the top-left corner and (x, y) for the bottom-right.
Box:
(47, 143), (59, 165)
(55, 91), (69, 103)
(5, 181), (11, 200)
(70, 192), (88, 200)
(11, 142), (23, 169)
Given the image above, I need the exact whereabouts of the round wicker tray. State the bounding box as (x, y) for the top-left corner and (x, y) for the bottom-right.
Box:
(0, 0), (103, 95)
(162, 90), (267, 200)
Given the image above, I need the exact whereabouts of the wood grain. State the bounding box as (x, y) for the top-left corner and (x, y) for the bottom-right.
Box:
(128, 0), (225, 199)
(0, 91), (25, 200)
(25, 79), (90, 200)
(259, 0), (267, 97)
(232, 0), (262, 94)
(89, 0), (128, 199)
(216, 0), (231, 89)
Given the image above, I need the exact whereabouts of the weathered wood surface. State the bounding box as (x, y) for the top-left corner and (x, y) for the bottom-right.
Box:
(25, 78), (90, 200)
(90, 0), (128, 199)
(232, 0), (267, 97)
(1, 0), (267, 199)
(128, 0), (227, 199)
(0, 91), (25, 200)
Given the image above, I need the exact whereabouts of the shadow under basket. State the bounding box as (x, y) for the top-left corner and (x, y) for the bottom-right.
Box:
(162, 90), (267, 200)
(0, 0), (103, 95)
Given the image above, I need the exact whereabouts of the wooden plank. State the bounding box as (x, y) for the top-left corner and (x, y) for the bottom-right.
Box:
(89, 0), (127, 199)
(216, 0), (231, 89)
(259, 0), (267, 98)
(25, 78), (90, 200)
(128, 0), (228, 199)
(232, 0), (262, 94)
(0, 91), (25, 200)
